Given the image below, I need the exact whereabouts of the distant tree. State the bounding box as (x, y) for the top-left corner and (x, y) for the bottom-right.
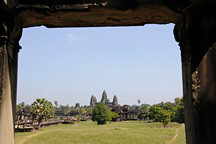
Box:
(92, 103), (112, 125)
(149, 105), (164, 122)
(79, 107), (87, 115)
(16, 102), (25, 112)
(16, 102), (26, 123)
(174, 98), (182, 105)
(86, 107), (93, 115)
(16, 102), (31, 118)
(160, 109), (172, 128)
(138, 104), (150, 120)
(53, 101), (59, 116)
(159, 102), (175, 111)
(59, 105), (71, 116)
(149, 105), (172, 127)
(24, 104), (32, 113)
(157, 102), (175, 121)
(31, 98), (54, 128)
(16, 102), (33, 128)
(140, 104), (150, 111)
(101, 90), (108, 104)
(173, 98), (184, 123)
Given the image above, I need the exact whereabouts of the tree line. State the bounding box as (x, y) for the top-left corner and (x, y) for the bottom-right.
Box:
(92, 97), (184, 127)
(16, 97), (184, 128)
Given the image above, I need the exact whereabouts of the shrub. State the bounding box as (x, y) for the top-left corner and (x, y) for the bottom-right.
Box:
(111, 111), (119, 121)
(160, 109), (172, 128)
(149, 105), (172, 127)
(92, 103), (112, 125)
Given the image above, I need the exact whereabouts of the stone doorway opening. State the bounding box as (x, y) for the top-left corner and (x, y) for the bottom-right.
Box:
(1, 1), (216, 144)
(14, 24), (185, 144)
(18, 24), (182, 106)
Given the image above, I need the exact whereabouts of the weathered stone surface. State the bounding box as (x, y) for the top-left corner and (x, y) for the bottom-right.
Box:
(0, 23), (7, 105)
(17, 4), (179, 28)
(90, 95), (97, 107)
(196, 46), (216, 144)
(0, 21), (22, 144)
(2, 1), (216, 144)
(101, 90), (108, 104)
(174, 2), (216, 143)
(112, 95), (118, 105)
(1, 0), (193, 28)
(0, 24), (14, 144)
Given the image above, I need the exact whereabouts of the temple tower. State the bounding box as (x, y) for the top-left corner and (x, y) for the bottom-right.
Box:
(90, 95), (97, 107)
(112, 95), (118, 105)
(101, 90), (108, 104)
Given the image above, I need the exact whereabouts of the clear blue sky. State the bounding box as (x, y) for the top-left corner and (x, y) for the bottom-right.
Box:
(17, 24), (182, 106)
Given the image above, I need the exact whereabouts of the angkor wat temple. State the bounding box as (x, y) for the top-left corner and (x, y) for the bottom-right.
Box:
(90, 90), (118, 107)
(2, 0), (216, 143)
(90, 90), (139, 121)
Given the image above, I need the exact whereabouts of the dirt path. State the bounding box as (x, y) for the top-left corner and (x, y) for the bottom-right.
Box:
(167, 125), (183, 144)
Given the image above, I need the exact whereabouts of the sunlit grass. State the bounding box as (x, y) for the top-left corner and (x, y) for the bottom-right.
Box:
(15, 121), (185, 144)
(174, 124), (186, 144)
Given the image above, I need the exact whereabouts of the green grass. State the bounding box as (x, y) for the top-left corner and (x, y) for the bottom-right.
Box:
(174, 124), (186, 144)
(15, 121), (185, 144)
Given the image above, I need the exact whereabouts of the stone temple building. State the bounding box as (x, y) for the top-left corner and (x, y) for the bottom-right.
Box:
(89, 90), (119, 107)
(90, 95), (97, 107)
(1, 0), (216, 143)
(89, 91), (138, 121)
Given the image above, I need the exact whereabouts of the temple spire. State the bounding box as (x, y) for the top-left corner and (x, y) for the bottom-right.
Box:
(90, 95), (97, 107)
(112, 95), (118, 105)
(101, 90), (108, 104)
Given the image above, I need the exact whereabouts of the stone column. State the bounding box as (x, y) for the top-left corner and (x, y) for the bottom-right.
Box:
(194, 46), (216, 144)
(180, 44), (216, 144)
(180, 42), (198, 144)
(0, 23), (15, 144)
(174, 15), (197, 143)
(177, 14), (216, 143)
(0, 21), (22, 144)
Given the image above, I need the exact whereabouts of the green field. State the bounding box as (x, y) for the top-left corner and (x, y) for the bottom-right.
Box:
(15, 121), (186, 144)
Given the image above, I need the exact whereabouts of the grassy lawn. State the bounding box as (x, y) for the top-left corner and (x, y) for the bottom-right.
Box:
(15, 121), (185, 144)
